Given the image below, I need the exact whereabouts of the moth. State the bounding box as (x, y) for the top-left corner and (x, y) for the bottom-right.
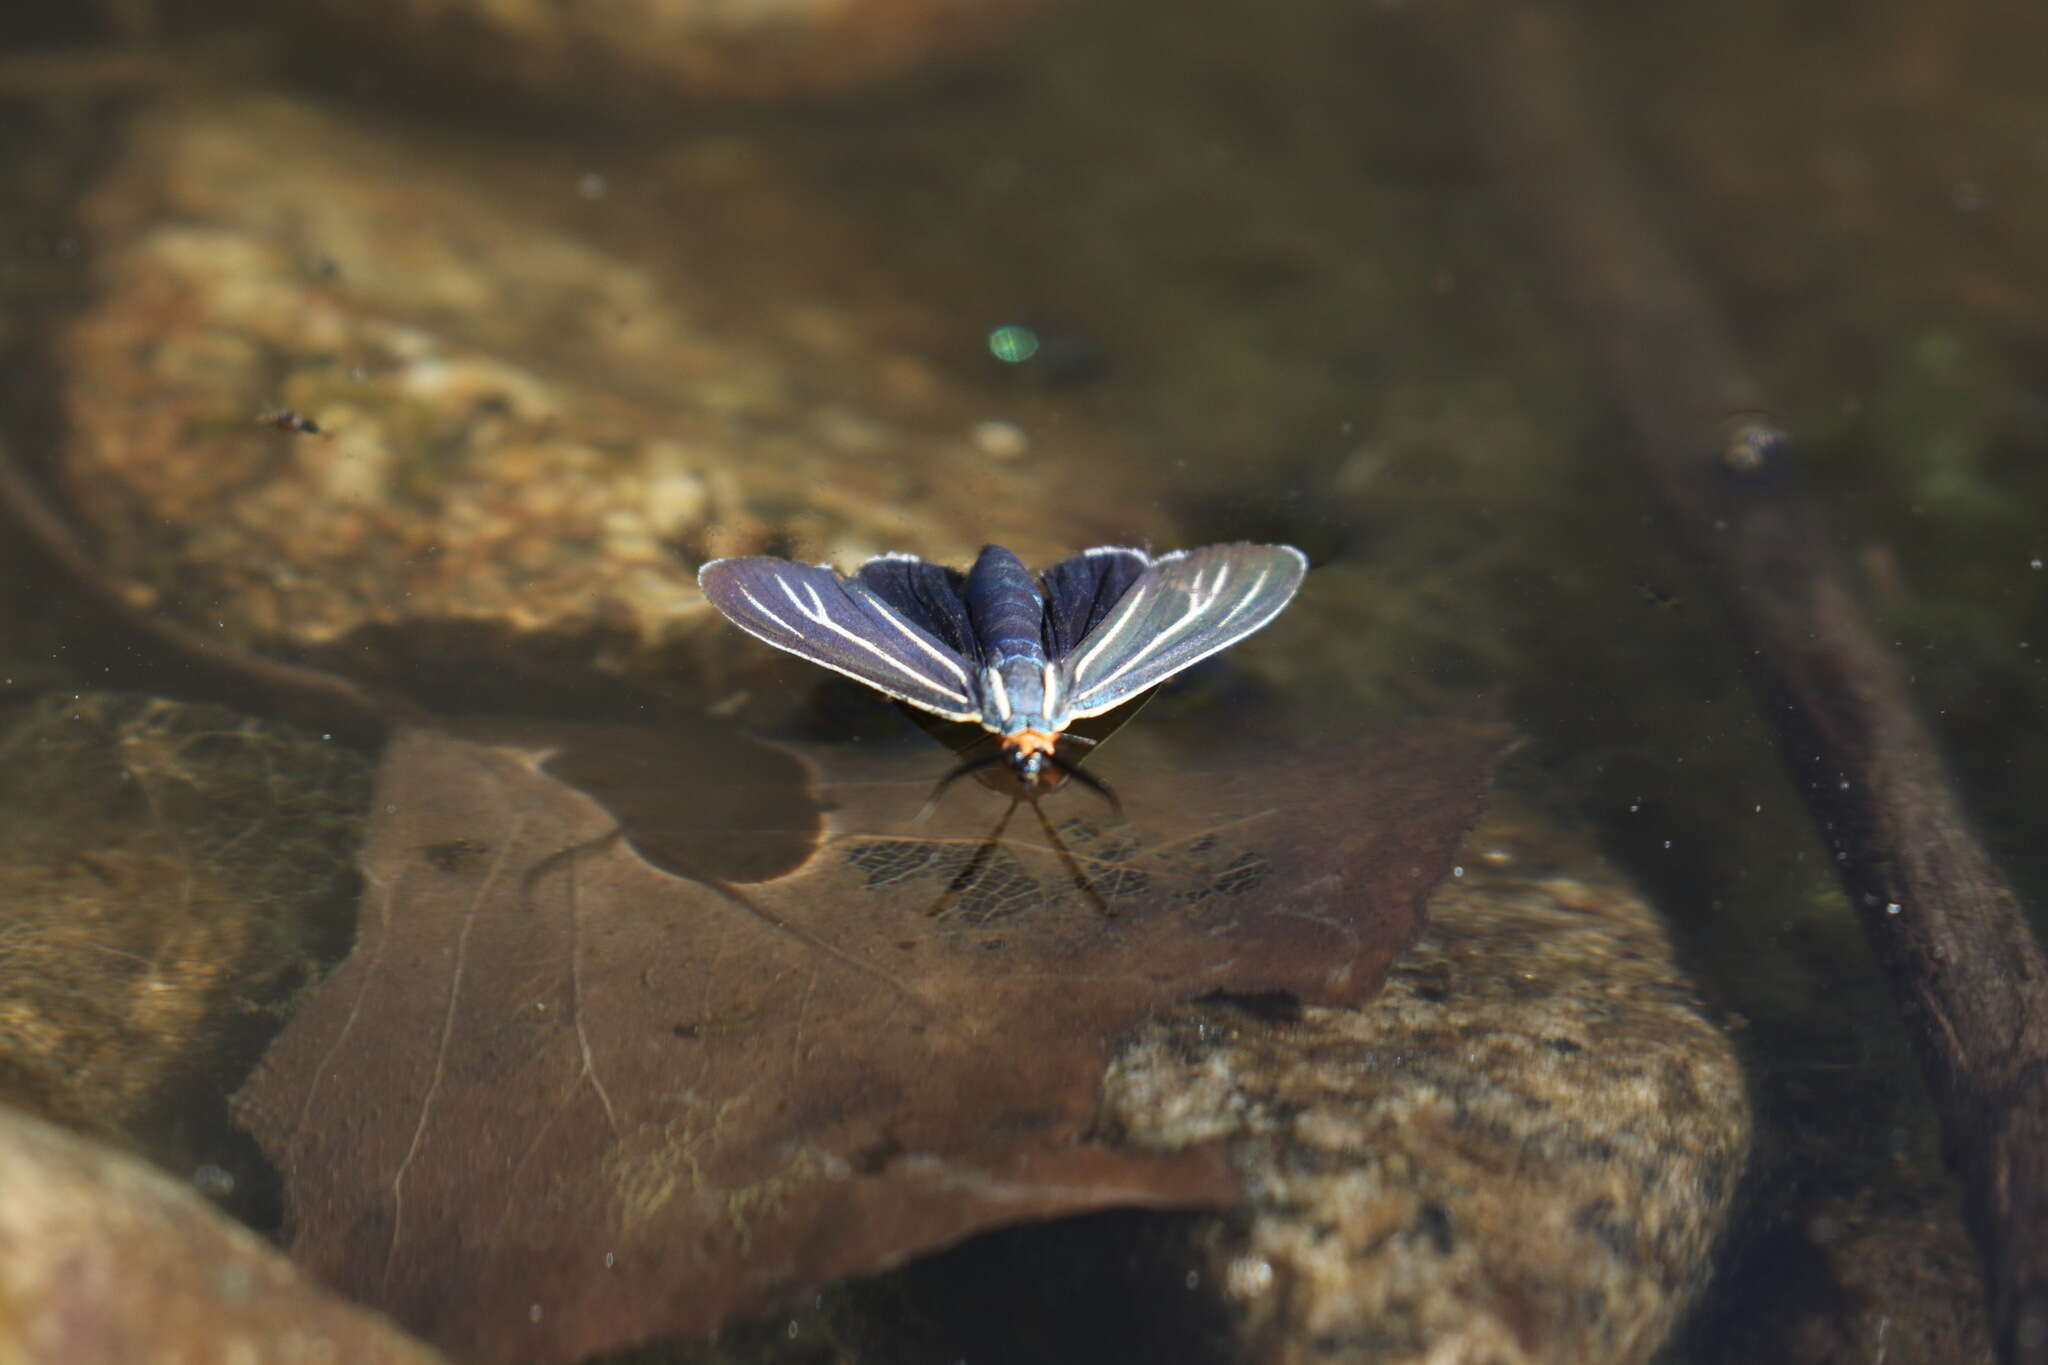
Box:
(698, 542), (1308, 800)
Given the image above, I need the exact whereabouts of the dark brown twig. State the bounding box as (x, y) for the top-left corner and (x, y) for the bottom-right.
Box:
(1465, 5), (2048, 1358)
(0, 437), (401, 748)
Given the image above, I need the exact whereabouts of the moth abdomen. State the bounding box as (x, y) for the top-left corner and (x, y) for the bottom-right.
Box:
(964, 545), (1049, 665)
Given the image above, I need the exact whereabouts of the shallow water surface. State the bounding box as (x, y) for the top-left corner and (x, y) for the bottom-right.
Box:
(0, 1), (2042, 1361)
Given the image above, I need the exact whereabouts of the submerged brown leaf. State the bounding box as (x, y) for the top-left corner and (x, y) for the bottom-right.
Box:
(235, 716), (1510, 1363)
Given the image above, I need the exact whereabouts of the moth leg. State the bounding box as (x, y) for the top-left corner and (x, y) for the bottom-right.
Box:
(915, 751), (1006, 824)
(1028, 795), (1115, 919)
(1048, 752), (1124, 823)
(922, 795), (1021, 919)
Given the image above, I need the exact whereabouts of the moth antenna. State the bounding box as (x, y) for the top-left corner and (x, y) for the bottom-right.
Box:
(916, 751), (1005, 823)
(1049, 753), (1123, 822)
(1057, 732), (1098, 749)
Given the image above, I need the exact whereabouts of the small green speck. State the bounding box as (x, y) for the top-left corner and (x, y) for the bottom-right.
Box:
(986, 325), (1040, 365)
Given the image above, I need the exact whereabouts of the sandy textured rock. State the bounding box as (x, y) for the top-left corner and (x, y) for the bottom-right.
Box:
(0, 1103), (447, 1365)
(58, 94), (1159, 673)
(299, 0), (1053, 106)
(1103, 807), (1750, 1365)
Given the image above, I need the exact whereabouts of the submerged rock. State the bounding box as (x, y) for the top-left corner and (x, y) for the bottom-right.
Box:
(1102, 806), (1750, 1365)
(1757, 1204), (1996, 1365)
(0, 694), (368, 1143)
(57, 94), (1160, 683)
(0, 1103), (447, 1365)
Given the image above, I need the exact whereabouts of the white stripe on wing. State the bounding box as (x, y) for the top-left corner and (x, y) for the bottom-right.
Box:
(773, 576), (975, 707)
(854, 589), (975, 689)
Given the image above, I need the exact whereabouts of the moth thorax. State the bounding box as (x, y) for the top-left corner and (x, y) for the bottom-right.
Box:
(984, 657), (1058, 730)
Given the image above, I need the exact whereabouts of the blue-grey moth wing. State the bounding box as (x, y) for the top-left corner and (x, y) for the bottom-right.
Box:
(1059, 543), (1308, 719)
(854, 553), (976, 659)
(698, 557), (982, 721)
(1040, 546), (1150, 659)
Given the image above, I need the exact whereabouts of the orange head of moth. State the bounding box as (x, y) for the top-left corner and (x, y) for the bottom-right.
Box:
(1000, 728), (1063, 786)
